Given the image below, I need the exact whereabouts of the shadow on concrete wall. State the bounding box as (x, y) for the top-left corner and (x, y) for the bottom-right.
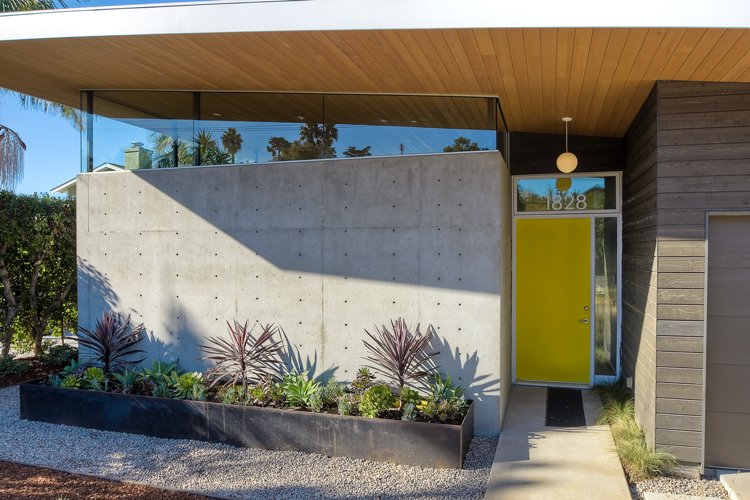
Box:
(430, 335), (501, 408)
(279, 329), (338, 382)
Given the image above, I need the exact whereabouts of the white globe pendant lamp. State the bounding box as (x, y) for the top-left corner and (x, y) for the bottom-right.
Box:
(556, 117), (578, 173)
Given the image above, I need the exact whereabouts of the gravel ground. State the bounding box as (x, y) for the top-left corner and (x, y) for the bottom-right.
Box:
(0, 386), (496, 499)
(632, 476), (729, 499)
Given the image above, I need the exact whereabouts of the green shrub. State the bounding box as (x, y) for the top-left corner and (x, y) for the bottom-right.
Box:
(401, 402), (417, 421)
(169, 372), (206, 401)
(309, 390), (324, 413)
(60, 375), (81, 389)
(321, 377), (345, 405)
(219, 385), (251, 405)
(351, 367), (375, 393)
(281, 370), (320, 409)
(111, 368), (140, 394)
(596, 382), (677, 481)
(359, 384), (395, 418)
(248, 376), (283, 407)
(399, 386), (421, 407)
(0, 354), (30, 377)
(40, 344), (78, 370)
(82, 367), (108, 391)
(337, 394), (354, 416)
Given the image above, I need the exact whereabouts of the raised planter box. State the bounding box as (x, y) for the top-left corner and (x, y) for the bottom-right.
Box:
(19, 382), (474, 469)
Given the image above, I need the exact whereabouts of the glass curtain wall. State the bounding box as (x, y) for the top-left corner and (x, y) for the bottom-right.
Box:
(81, 91), (499, 172)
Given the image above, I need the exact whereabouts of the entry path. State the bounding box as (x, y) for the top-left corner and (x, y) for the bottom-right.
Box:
(486, 385), (631, 500)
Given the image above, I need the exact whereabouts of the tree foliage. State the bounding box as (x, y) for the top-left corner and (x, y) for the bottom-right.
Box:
(343, 145), (372, 158)
(267, 123), (339, 161)
(0, 0), (86, 189)
(0, 192), (76, 355)
(443, 136), (482, 153)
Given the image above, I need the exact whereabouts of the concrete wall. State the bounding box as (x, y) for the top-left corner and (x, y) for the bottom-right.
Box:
(77, 151), (511, 435)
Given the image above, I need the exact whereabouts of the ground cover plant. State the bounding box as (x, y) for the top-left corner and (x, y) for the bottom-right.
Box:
(43, 313), (471, 425)
(596, 381), (676, 482)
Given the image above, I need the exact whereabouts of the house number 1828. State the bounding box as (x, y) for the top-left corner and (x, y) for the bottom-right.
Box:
(547, 193), (588, 211)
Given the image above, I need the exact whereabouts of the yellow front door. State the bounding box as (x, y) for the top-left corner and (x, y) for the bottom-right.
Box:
(516, 217), (591, 384)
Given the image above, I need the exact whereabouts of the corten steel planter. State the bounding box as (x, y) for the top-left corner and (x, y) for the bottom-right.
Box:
(19, 382), (474, 469)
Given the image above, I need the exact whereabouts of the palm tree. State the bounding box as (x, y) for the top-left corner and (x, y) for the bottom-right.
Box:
(0, 126), (26, 189)
(0, 0), (86, 189)
(221, 127), (243, 164)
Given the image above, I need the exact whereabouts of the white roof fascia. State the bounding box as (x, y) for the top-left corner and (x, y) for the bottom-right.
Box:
(49, 163), (124, 193)
(1, 0), (749, 42)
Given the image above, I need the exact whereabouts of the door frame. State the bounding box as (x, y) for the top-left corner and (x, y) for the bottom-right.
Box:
(511, 171), (622, 388)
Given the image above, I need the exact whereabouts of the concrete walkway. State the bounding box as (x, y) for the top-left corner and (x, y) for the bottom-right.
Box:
(486, 385), (631, 500)
(720, 471), (750, 500)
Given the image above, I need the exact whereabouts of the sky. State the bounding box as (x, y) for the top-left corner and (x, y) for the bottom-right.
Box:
(1, 0), (194, 194)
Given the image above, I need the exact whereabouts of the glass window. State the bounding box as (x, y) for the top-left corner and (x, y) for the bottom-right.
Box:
(91, 91), (194, 170)
(515, 176), (618, 213)
(82, 91), (499, 171)
(594, 216), (618, 376)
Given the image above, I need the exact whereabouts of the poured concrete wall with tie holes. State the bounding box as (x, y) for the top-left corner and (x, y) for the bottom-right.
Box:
(76, 150), (511, 435)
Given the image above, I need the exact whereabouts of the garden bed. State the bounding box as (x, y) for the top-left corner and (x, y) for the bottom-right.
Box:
(19, 382), (474, 469)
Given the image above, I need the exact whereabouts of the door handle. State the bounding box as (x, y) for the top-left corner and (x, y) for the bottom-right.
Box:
(578, 319), (589, 324)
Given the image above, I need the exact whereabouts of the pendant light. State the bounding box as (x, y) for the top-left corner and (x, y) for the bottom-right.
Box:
(556, 117), (578, 173)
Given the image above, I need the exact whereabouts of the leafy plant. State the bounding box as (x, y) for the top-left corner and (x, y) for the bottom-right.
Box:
(399, 386), (421, 407)
(76, 311), (145, 374)
(596, 382), (676, 481)
(281, 370), (320, 409)
(363, 318), (438, 393)
(429, 373), (464, 403)
(359, 384), (395, 418)
(141, 360), (179, 384)
(401, 402), (417, 421)
(0, 354), (29, 377)
(337, 394), (354, 416)
(219, 385), (251, 405)
(112, 368), (140, 394)
(199, 320), (282, 396)
(39, 343), (78, 369)
(59, 375), (80, 389)
(351, 367), (375, 394)
(248, 376), (283, 407)
(169, 372), (206, 401)
(61, 359), (85, 377)
(82, 366), (107, 391)
(422, 373), (468, 422)
(321, 377), (345, 405)
(309, 390), (324, 413)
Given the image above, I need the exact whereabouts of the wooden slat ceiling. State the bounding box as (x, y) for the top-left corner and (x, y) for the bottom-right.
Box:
(0, 27), (748, 137)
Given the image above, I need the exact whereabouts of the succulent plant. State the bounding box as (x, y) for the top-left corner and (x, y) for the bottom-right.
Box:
(399, 386), (421, 407)
(321, 377), (345, 405)
(112, 368), (140, 394)
(309, 390), (324, 413)
(401, 402), (417, 422)
(351, 367), (375, 394)
(169, 371), (206, 401)
(76, 311), (145, 374)
(199, 320), (283, 395)
(59, 375), (81, 389)
(363, 318), (439, 392)
(359, 384), (395, 418)
(82, 367), (107, 391)
(337, 394), (354, 416)
(281, 370), (321, 409)
(248, 375), (284, 407)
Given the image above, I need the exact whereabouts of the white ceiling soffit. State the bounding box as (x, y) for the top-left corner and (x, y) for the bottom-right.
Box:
(0, 0), (749, 41)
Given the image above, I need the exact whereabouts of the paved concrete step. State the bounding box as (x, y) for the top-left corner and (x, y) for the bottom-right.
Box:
(720, 472), (750, 500)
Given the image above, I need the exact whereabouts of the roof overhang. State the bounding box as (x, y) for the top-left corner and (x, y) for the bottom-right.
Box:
(1, 0), (749, 137)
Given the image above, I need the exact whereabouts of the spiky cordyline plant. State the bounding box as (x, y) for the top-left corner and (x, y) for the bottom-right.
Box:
(76, 311), (146, 375)
(199, 320), (283, 395)
(363, 318), (439, 395)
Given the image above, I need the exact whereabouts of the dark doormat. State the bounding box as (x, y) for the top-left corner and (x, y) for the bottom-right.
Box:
(545, 388), (586, 427)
